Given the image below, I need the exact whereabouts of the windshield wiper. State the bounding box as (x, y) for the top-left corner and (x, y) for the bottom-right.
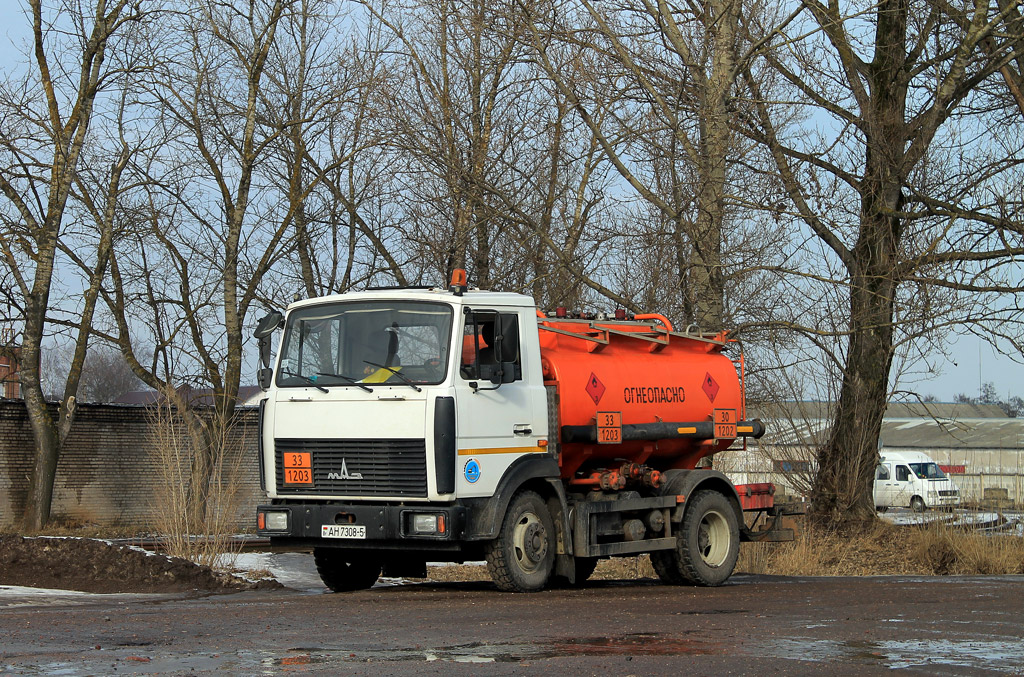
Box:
(315, 371), (374, 393)
(281, 369), (328, 393)
(362, 360), (423, 392)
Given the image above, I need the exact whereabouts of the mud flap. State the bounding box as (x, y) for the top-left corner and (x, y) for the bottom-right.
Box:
(545, 481), (577, 583)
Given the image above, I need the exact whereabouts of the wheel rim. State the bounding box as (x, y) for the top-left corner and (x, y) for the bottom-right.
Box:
(696, 509), (730, 567)
(511, 511), (548, 574)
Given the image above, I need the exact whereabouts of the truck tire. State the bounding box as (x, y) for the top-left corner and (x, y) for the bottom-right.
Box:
(910, 496), (926, 512)
(484, 491), (555, 592)
(651, 490), (739, 587)
(313, 548), (381, 592)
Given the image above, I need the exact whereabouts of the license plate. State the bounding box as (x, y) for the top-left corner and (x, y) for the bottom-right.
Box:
(322, 524), (366, 539)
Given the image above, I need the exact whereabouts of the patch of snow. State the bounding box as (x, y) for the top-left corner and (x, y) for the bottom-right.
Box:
(0, 585), (171, 608)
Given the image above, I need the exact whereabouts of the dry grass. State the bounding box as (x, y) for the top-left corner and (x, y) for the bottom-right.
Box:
(427, 517), (1023, 584)
(593, 555), (657, 580)
(738, 517), (1024, 577)
(147, 391), (247, 570)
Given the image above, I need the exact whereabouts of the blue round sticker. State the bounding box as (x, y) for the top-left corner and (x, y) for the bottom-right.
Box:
(464, 458), (481, 484)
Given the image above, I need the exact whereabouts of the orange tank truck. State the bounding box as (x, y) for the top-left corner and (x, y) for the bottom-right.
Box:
(254, 276), (794, 594)
(537, 312), (765, 481)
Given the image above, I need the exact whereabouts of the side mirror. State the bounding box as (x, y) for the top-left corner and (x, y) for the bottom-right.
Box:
(258, 367), (273, 390)
(254, 311), (284, 339)
(479, 363), (501, 385)
(254, 311), (283, 370)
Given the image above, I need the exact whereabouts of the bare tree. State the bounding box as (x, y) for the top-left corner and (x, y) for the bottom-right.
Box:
(262, 0), (407, 298)
(39, 341), (144, 402)
(364, 0), (551, 286)
(522, 0), (785, 328)
(739, 0), (1024, 522)
(102, 0), (297, 513)
(0, 0), (148, 529)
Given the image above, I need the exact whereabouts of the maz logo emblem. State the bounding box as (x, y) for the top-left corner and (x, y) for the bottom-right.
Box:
(327, 459), (363, 480)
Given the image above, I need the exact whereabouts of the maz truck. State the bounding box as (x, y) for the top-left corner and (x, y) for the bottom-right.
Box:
(254, 272), (793, 592)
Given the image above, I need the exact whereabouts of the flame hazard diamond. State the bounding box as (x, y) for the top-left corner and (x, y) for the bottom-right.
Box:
(585, 372), (606, 405)
(702, 372), (720, 402)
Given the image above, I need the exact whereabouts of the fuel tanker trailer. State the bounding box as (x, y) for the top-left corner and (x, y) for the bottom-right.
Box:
(254, 271), (792, 592)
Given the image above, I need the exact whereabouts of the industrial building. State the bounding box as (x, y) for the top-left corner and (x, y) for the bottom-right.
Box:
(720, 402), (1023, 507)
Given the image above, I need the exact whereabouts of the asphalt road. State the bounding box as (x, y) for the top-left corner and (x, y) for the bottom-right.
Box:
(2, 570), (1023, 675)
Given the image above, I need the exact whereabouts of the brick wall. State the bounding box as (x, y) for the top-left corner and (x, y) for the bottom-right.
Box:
(0, 400), (262, 530)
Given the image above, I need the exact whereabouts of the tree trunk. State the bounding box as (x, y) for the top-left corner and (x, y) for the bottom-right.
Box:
(21, 362), (59, 530)
(809, 0), (908, 525)
(813, 269), (896, 522)
(812, 147), (903, 524)
(687, 0), (735, 330)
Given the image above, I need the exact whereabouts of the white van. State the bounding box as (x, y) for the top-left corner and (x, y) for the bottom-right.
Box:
(874, 451), (961, 512)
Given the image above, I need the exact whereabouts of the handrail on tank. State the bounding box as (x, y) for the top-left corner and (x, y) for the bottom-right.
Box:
(538, 317), (733, 353)
(537, 322), (610, 345)
(635, 313), (674, 332)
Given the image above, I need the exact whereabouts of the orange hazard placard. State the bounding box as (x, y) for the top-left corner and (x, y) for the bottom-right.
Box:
(713, 409), (737, 439)
(596, 411), (622, 444)
(283, 452), (313, 485)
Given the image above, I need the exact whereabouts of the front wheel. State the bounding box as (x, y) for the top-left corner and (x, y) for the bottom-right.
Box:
(313, 548), (381, 592)
(651, 490), (740, 587)
(910, 496), (926, 512)
(485, 491), (556, 592)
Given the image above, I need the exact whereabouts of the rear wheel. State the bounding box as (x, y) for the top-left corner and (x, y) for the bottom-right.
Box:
(313, 548), (381, 592)
(485, 491), (555, 592)
(652, 490), (740, 587)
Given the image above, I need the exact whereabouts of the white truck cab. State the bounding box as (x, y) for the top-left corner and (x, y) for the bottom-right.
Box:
(874, 450), (961, 512)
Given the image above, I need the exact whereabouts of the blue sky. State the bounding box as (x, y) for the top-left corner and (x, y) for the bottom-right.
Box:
(918, 334), (1022, 402)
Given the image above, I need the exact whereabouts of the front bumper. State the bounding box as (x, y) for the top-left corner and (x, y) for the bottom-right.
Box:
(256, 502), (468, 552)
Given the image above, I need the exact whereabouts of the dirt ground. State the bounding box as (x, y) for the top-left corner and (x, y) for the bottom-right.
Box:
(0, 536), (279, 594)
(3, 572), (1023, 674)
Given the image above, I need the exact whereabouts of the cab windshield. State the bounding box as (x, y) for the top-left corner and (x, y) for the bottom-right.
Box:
(909, 462), (946, 479)
(277, 301), (453, 387)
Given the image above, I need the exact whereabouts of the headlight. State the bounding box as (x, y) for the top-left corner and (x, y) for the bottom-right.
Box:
(264, 511), (289, 531)
(411, 513), (445, 534)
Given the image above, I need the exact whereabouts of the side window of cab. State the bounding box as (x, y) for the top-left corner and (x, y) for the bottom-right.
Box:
(460, 311), (521, 383)
(896, 465), (911, 482)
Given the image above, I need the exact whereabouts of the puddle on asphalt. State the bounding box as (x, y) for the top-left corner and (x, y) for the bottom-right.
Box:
(254, 632), (721, 665)
(7, 630), (1024, 673)
(1, 632), (722, 674)
(759, 637), (1024, 673)
(878, 639), (1024, 671)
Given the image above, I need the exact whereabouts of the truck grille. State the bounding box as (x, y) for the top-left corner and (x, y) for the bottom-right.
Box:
(939, 489), (958, 497)
(275, 438), (427, 497)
